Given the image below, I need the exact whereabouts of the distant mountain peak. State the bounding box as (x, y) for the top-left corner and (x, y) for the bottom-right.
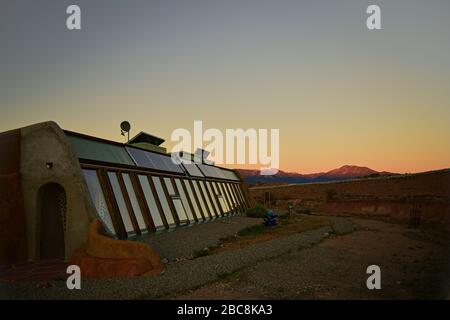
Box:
(236, 165), (396, 185)
(324, 165), (378, 177)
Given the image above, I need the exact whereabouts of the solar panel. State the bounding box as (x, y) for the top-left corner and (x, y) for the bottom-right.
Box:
(68, 135), (135, 166)
(196, 164), (240, 180)
(126, 146), (184, 173)
(182, 162), (204, 177)
(221, 169), (240, 181)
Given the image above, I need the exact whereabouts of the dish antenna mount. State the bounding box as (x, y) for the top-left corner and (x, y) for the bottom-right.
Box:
(120, 121), (131, 143)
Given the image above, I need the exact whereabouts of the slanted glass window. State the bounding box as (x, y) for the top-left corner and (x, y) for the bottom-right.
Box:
(107, 172), (136, 235)
(164, 177), (176, 195)
(218, 182), (231, 208)
(235, 185), (247, 207)
(164, 178), (188, 225)
(219, 183), (234, 211)
(206, 181), (220, 216)
(183, 180), (203, 221)
(122, 173), (147, 233)
(226, 183), (238, 206)
(175, 179), (195, 222)
(230, 184), (243, 209)
(138, 175), (165, 230)
(152, 176), (176, 227)
(199, 181), (216, 218)
(192, 181), (210, 220)
(83, 169), (116, 236)
(214, 182), (230, 214)
(172, 198), (188, 225)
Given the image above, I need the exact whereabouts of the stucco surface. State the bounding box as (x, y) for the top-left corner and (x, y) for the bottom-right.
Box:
(20, 121), (95, 261)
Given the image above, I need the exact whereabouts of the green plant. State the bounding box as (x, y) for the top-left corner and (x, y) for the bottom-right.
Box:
(245, 204), (267, 218)
(237, 224), (266, 237)
(192, 248), (209, 258)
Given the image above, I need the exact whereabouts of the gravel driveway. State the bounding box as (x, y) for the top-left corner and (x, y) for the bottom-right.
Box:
(1, 215), (351, 299)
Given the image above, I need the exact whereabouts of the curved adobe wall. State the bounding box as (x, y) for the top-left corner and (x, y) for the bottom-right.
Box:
(20, 121), (96, 261)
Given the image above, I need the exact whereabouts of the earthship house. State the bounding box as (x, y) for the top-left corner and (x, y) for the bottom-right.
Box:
(0, 121), (249, 268)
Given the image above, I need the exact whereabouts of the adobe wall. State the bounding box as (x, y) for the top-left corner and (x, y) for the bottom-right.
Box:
(250, 170), (450, 225)
(0, 129), (27, 264)
(20, 122), (96, 261)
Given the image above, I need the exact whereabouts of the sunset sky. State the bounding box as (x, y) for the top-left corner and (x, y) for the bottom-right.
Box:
(1, 0), (449, 174)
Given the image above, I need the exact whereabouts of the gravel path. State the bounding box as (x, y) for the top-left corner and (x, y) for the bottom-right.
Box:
(176, 218), (450, 299)
(0, 216), (353, 299)
(139, 215), (261, 261)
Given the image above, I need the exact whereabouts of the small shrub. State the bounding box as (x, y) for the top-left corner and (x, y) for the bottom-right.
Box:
(193, 248), (209, 258)
(246, 204), (267, 218)
(237, 224), (266, 237)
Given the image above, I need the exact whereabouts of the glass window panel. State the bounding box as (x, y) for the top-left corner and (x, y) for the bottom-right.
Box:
(175, 179), (195, 222)
(164, 177), (176, 195)
(152, 176), (176, 226)
(226, 183), (237, 206)
(206, 182), (220, 216)
(122, 173), (147, 233)
(217, 182), (232, 211)
(230, 184), (243, 208)
(192, 181), (209, 220)
(183, 180), (203, 221)
(218, 196), (228, 213)
(138, 175), (165, 230)
(199, 181), (215, 217)
(172, 198), (188, 224)
(216, 183), (230, 213)
(213, 182), (221, 195)
(83, 169), (116, 236)
(235, 185), (246, 206)
(220, 183), (234, 212)
(107, 172), (135, 235)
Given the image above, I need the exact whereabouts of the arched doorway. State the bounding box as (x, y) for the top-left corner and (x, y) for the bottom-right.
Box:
(39, 183), (66, 259)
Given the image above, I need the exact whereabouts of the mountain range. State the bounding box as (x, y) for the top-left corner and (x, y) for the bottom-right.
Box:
(237, 165), (396, 185)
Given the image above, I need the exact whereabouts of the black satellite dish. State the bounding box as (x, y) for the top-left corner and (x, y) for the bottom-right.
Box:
(120, 121), (131, 132)
(120, 121), (131, 142)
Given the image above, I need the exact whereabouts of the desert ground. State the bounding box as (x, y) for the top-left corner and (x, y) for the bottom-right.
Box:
(1, 211), (448, 299)
(174, 215), (449, 299)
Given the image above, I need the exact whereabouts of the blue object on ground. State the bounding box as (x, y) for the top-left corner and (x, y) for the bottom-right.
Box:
(263, 209), (277, 226)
